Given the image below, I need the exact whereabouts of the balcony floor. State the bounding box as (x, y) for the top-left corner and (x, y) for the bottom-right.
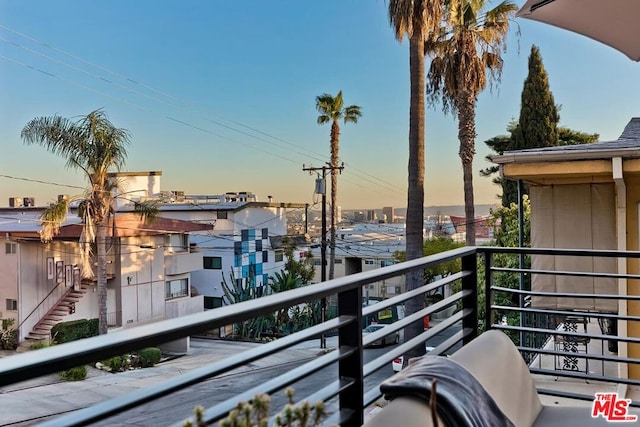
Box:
(526, 319), (637, 405)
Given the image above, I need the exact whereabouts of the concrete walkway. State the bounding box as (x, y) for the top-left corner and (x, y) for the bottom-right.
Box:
(0, 337), (337, 426)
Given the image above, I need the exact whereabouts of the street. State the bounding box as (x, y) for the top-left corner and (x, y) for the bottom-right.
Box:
(94, 324), (461, 426)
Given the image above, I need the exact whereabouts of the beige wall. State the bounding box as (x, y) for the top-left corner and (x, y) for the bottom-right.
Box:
(625, 175), (640, 378)
(0, 238), (19, 324)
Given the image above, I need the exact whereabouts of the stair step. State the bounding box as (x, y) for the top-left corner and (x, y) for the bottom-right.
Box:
(39, 321), (58, 326)
(28, 332), (50, 339)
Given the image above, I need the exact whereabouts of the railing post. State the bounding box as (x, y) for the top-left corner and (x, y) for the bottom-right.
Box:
(338, 285), (363, 427)
(461, 252), (478, 345)
(484, 251), (494, 330)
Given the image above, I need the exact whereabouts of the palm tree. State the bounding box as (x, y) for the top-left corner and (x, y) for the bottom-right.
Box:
(315, 91), (361, 280)
(426, 0), (517, 245)
(388, 0), (444, 361)
(21, 109), (156, 334)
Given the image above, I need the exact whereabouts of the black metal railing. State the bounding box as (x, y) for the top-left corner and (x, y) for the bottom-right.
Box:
(483, 247), (640, 405)
(1, 246), (639, 426)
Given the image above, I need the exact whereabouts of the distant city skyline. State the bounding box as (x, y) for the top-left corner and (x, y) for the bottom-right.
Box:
(1, 1), (638, 210)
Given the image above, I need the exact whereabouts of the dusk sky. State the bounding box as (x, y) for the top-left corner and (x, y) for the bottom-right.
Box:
(1, 1), (638, 210)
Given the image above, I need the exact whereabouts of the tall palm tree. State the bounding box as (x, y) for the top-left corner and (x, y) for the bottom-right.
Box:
(388, 0), (444, 361)
(426, 0), (517, 245)
(315, 91), (361, 280)
(21, 109), (156, 335)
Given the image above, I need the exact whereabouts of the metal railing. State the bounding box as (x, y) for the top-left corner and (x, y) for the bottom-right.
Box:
(483, 247), (640, 405)
(0, 246), (638, 425)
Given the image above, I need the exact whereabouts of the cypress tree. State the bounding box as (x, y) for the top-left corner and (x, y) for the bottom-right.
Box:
(512, 45), (559, 151)
(483, 45), (598, 206)
(504, 45), (559, 205)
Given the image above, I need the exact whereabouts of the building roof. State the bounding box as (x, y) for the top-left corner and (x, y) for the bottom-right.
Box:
(493, 118), (640, 164)
(1, 213), (213, 240)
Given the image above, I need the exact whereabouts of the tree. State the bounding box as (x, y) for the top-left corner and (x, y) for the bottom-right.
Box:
(481, 46), (599, 206)
(389, 0), (444, 362)
(315, 91), (361, 280)
(426, 0), (517, 246)
(393, 237), (464, 284)
(511, 45), (559, 151)
(21, 109), (156, 335)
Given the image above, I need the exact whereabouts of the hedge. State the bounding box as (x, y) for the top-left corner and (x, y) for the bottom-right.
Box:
(51, 318), (99, 344)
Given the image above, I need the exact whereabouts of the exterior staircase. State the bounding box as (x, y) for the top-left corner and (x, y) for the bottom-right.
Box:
(25, 285), (88, 342)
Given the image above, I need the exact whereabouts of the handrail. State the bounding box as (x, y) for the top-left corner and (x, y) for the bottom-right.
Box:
(16, 280), (66, 332)
(2, 245), (640, 426)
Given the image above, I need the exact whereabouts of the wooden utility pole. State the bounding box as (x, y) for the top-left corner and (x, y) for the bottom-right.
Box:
(303, 163), (344, 349)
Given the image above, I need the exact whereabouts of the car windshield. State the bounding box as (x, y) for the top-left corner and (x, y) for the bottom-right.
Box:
(363, 325), (385, 333)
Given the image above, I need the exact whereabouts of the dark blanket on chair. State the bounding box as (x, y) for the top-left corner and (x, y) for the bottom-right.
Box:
(380, 356), (514, 427)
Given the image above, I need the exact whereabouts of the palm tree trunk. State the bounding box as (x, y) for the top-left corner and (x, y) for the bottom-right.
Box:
(97, 223), (108, 334)
(457, 91), (477, 246)
(329, 120), (340, 280)
(405, 31), (426, 361)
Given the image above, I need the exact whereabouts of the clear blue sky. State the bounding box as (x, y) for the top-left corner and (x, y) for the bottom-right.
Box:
(0, 1), (638, 210)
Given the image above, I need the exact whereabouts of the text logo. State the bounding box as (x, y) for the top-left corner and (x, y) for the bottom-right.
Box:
(592, 393), (638, 422)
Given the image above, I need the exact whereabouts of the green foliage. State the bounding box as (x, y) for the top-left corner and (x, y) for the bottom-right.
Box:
(0, 318), (18, 350)
(557, 126), (599, 146)
(393, 237), (464, 283)
(222, 268), (274, 339)
(282, 241), (315, 285)
(60, 365), (87, 381)
(29, 341), (50, 350)
(481, 46), (598, 207)
(511, 45), (559, 152)
(487, 197), (532, 344)
(51, 318), (99, 344)
(101, 355), (130, 372)
(134, 347), (162, 368)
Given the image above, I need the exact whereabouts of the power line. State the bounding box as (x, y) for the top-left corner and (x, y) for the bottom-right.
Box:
(0, 24), (406, 200)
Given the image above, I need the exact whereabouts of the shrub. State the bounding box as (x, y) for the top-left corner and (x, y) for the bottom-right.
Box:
(101, 355), (130, 372)
(0, 319), (18, 350)
(134, 347), (162, 368)
(51, 319), (99, 344)
(60, 365), (87, 381)
(29, 341), (50, 350)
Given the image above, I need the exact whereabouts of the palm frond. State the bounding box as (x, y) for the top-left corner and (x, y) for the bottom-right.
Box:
(39, 198), (72, 242)
(389, 0), (445, 41)
(134, 200), (160, 223)
(343, 105), (362, 124)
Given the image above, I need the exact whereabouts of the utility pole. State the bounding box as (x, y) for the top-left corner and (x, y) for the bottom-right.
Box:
(303, 163), (345, 350)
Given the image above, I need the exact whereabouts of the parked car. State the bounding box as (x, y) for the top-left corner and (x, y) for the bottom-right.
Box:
(392, 345), (435, 372)
(362, 324), (399, 347)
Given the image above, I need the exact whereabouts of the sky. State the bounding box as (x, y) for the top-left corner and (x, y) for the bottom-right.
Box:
(0, 1), (638, 211)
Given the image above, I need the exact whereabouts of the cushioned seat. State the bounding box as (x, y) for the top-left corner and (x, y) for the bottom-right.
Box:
(363, 330), (629, 427)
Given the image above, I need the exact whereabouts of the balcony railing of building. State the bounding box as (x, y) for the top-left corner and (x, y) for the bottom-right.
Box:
(0, 246), (639, 426)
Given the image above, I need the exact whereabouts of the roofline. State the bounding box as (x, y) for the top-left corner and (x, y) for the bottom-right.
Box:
(492, 147), (640, 164)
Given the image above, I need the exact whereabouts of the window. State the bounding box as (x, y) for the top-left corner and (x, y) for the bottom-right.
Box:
(217, 211), (228, 219)
(275, 249), (284, 262)
(381, 259), (395, 268)
(203, 256), (222, 270)
(204, 296), (223, 309)
(313, 259), (322, 266)
(334, 258), (342, 264)
(5, 299), (17, 311)
(5, 243), (16, 254)
(364, 259), (375, 265)
(165, 279), (188, 299)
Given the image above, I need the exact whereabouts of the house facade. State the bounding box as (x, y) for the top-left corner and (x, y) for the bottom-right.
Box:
(0, 209), (211, 351)
(494, 117), (640, 379)
(110, 172), (310, 309)
(310, 223), (406, 300)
